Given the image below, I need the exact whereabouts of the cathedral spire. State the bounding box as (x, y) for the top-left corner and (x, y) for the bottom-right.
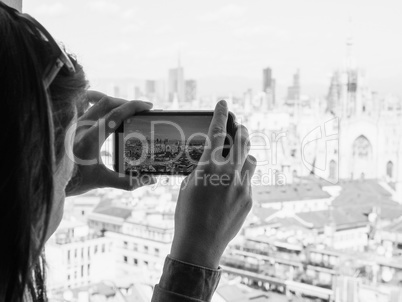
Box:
(345, 17), (356, 70)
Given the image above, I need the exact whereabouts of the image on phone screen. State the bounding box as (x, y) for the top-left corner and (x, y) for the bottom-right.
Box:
(123, 114), (212, 175)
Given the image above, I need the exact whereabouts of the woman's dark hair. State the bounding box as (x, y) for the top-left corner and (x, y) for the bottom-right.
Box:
(0, 3), (88, 301)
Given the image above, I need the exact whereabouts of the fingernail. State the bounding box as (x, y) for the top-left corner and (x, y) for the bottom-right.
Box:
(219, 100), (227, 107)
(143, 101), (153, 106)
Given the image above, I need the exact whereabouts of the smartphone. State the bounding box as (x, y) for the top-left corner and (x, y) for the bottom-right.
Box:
(114, 110), (237, 175)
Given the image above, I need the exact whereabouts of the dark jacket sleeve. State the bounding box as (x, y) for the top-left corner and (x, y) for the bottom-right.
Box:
(151, 256), (221, 302)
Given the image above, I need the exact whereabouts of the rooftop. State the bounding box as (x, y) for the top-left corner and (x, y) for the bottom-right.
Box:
(69, 282), (116, 300)
(297, 174), (339, 187)
(54, 233), (103, 245)
(94, 206), (132, 219)
(381, 217), (402, 233)
(297, 208), (367, 230)
(308, 246), (402, 270)
(252, 182), (331, 204)
(247, 235), (304, 251)
(215, 282), (286, 302)
(332, 179), (393, 208)
(125, 217), (174, 230)
(57, 218), (87, 230)
(251, 208), (368, 231)
(332, 179), (402, 221)
(251, 207), (278, 222)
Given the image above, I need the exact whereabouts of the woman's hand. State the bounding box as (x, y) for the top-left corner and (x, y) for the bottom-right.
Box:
(65, 91), (155, 196)
(170, 100), (256, 269)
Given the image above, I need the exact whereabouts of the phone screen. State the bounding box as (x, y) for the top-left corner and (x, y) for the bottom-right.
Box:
(123, 113), (213, 175)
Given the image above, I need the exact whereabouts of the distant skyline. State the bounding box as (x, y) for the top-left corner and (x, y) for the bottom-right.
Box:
(126, 115), (211, 140)
(24, 0), (402, 97)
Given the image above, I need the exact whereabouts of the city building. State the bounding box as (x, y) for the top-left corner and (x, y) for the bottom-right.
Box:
(106, 212), (174, 284)
(185, 79), (197, 103)
(155, 80), (167, 104)
(376, 217), (402, 257)
(308, 37), (402, 188)
(222, 220), (402, 301)
(88, 205), (133, 233)
(134, 86), (142, 99)
(262, 67), (276, 109)
(145, 80), (156, 100)
(250, 178), (402, 248)
(45, 219), (115, 292)
(248, 40), (402, 191)
(252, 182), (332, 212)
(262, 67), (272, 92)
(89, 204), (174, 285)
(64, 192), (101, 222)
(286, 69), (300, 103)
(168, 57), (185, 103)
(212, 281), (286, 302)
(247, 207), (368, 251)
(52, 281), (153, 302)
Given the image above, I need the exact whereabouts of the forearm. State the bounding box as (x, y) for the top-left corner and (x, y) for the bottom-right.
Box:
(151, 256), (221, 302)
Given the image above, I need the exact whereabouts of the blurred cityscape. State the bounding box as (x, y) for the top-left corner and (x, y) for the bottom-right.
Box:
(46, 36), (402, 302)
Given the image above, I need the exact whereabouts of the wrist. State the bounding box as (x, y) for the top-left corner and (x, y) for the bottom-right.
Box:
(155, 256), (222, 302)
(170, 239), (222, 269)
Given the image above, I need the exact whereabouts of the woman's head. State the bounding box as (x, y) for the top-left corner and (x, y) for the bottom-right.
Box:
(0, 3), (88, 301)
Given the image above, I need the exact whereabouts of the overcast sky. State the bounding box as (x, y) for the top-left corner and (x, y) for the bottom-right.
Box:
(24, 0), (402, 97)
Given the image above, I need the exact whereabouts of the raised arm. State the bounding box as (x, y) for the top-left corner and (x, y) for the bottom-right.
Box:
(152, 100), (256, 301)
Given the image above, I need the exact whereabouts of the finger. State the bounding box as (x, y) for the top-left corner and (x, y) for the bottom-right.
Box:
(87, 90), (108, 105)
(231, 125), (250, 169)
(240, 155), (257, 189)
(201, 100), (228, 161)
(81, 93), (127, 122)
(104, 101), (153, 136)
(99, 168), (156, 191)
(77, 91), (107, 115)
(87, 100), (153, 143)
